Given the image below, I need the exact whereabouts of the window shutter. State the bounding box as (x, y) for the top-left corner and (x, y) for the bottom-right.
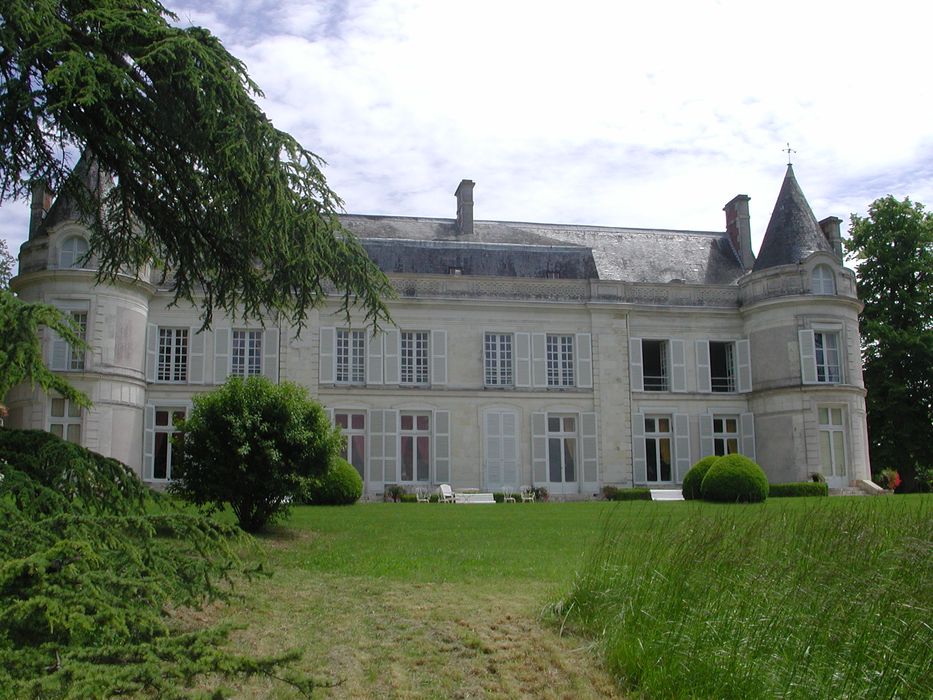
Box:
(431, 330), (447, 385)
(531, 333), (547, 387)
(502, 411), (518, 486)
(736, 339), (752, 393)
(319, 327), (335, 384)
(515, 332), (531, 388)
(213, 328), (230, 384)
(384, 329), (400, 384)
(368, 409), (385, 487)
(632, 411), (647, 484)
(696, 340), (711, 393)
(799, 330), (817, 384)
(629, 338), (644, 392)
(262, 327), (279, 382)
(485, 411), (502, 487)
(699, 414), (714, 458)
(581, 412), (598, 484)
(146, 324), (157, 382)
(531, 412), (547, 484)
(367, 330), (384, 384)
(671, 339), (686, 392)
(740, 412), (756, 460)
(50, 330), (68, 371)
(383, 409), (398, 483)
(188, 328), (205, 384)
(576, 333), (593, 388)
(674, 413), (691, 482)
(434, 410), (450, 483)
(325, 407), (334, 425)
(142, 404), (155, 480)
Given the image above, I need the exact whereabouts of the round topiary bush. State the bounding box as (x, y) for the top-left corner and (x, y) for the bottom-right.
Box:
(682, 456), (719, 500)
(303, 458), (362, 505)
(700, 454), (769, 503)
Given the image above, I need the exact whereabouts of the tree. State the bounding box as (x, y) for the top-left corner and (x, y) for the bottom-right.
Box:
(171, 376), (341, 532)
(1, 0), (392, 329)
(847, 196), (933, 491)
(0, 237), (13, 288)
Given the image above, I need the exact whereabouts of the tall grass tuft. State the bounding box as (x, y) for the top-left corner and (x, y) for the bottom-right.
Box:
(552, 498), (932, 699)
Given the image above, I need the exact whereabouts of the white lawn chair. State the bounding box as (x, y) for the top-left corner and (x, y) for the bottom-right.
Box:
(438, 483), (455, 504)
(502, 486), (516, 503)
(520, 486), (536, 502)
(416, 486), (430, 503)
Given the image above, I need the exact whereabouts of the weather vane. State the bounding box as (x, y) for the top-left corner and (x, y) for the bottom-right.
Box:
(784, 142), (796, 166)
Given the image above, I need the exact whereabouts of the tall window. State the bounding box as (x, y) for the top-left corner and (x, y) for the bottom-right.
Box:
(713, 416), (739, 456)
(484, 333), (513, 386)
(157, 328), (188, 382)
(645, 415), (672, 482)
(49, 397), (81, 443)
(642, 340), (669, 391)
(815, 331), (841, 383)
(59, 236), (89, 269)
(547, 415), (577, 483)
(153, 408), (185, 480)
(336, 329), (365, 384)
(709, 341), (736, 392)
(818, 407), (846, 478)
(400, 331), (429, 385)
(231, 329), (262, 377)
(67, 311), (87, 370)
(811, 265), (835, 295)
(335, 411), (366, 480)
(546, 334), (574, 387)
(400, 412), (431, 482)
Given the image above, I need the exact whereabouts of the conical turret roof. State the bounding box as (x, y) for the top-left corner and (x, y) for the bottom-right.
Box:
(752, 165), (833, 271)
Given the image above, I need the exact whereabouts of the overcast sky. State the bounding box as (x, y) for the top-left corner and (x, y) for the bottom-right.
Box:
(4, 0), (932, 272)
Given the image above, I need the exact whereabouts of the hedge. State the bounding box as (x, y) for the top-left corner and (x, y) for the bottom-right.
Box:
(603, 486), (652, 501)
(768, 482), (829, 498)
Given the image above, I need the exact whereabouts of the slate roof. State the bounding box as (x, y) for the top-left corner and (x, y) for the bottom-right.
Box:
(753, 164), (833, 271)
(35, 154), (108, 236)
(341, 215), (746, 285)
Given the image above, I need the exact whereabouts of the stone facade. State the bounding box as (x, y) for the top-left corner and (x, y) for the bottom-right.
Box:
(6, 165), (871, 496)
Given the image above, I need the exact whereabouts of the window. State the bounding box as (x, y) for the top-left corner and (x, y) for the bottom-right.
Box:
(709, 341), (736, 392)
(49, 397), (81, 443)
(546, 334), (574, 387)
(400, 331), (429, 385)
(818, 407), (846, 478)
(644, 416), (672, 482)
(400, 412), (431, 482)
(815, 331), (841, 383)
(713, 416), (739, 456)
(547, 415), (577, 484)
(335, 411), (366, 480)
(59, 236), (89, 269)
(811, 265), (835, 295)
(231, 329), (262, 377)
(485, 333), (513, 386)
(62, 311), (87, 371)
(642, 340), (669, 391)
(157, 328), (188, 382)
(153, 408), (185, 480)
(335, 330), (365, 384)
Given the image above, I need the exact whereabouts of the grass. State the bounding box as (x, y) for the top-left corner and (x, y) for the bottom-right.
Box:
(188, 496), (932, 698)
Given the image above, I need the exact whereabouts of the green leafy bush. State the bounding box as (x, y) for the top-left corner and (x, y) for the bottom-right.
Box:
(171, 376), (341, 532)
(299, 458), (362, 505)
(769, 482), (829, 498)
(399, 493), (418, 503)
(700, 454), (769, 503)
(603, 486), (652, 501)
(384, 484), (405, 502)
(682, 456), (719, 500)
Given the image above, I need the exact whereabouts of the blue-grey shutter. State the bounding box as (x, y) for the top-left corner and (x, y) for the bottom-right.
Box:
(581, 412), (598, 484)
(740, 412), (756, 460)
(629, 338), (644, 392)
(671, 339), (686, 392)
(262, 327), (279, 382)
(188, 328), (205, 384)
(696, 340), (711, 393)
(213, 328), (230, 384)
(699, 414), (714, 458)
(146, 324), (158, 382)
(531, 333), (547, 388)
(384, 329), (400, 385)
(673, 413), (691, 482)
(367, 330), (384, 385)
(632, 411), (646, 484)
(383, 409), (398, 483)
(531, 412), (547, 484)
(434, 410), (450, 483)
(319, 327), (335, 384)
(576, 333), (593, 388)
(368, 409), (385, 487)
(799, 330), (817, 384)
(736, 339), (752, 393)
(515, 332), (531, 388)
(142, 404), (155, 480)
(431, 330), (447, 385)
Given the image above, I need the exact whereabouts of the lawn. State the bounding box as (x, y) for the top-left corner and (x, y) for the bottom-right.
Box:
(198, 496), (932, 698)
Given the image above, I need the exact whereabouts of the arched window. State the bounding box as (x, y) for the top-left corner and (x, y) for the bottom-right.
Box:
(811, 265), (835, 295)
(59, 236), (89, 269)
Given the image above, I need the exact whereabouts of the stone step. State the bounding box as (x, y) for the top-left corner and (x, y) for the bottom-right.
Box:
(829, 487), (867, 496)
(651, 489), (685, 501)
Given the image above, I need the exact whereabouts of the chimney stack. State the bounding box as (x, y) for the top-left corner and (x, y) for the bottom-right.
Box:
(819, 216), (844, 260)
(723, 194), (755, 270)
(455, 179), (474, 236)
(29, 180), (53, 239)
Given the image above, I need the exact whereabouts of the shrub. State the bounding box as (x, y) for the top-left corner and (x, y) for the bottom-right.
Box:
(532, 486), (549, 501)
(682, 456), (719, 500)
(493, 492), (504, 503)
(768, 482), (829, 498)
(300, 458), (362, 505)
(399, 493), (417, 503)
(171, 376), (341, 532)
(384, 484), (405, 502)
(604, 486), (652, 501)
(700, 454), (769, 503)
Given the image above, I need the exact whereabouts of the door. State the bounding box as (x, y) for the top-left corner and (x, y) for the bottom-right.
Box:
(547, 414), (579, 496)
(485, 409), (518, 490)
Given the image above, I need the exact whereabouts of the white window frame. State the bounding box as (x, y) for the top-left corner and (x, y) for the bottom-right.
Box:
(814, 330), (841, 384)
(334, 410), (367, 481)
(152, 406), (186, 481)
(231, 329), (263, 377)
(66, 311), (88, 371)
(811, 265), (836, 295)
(546, 413), (579, 484)
(818, 406), (847, 478)
(399, 411), (432, 483)
(642, 339), (669, 391)
(157, 327), (189, 383)
(709, 341), (736, 393)
(546, 334), (575, 387)
(712, 415), (740, 456)
(48, 396), (82, 444)
(644, 414), (674, 483)
(400, 331), (429, 385)
(335, 329), (366, 384)
(484, 332), (514, 387)
(59, 235), (89, 269)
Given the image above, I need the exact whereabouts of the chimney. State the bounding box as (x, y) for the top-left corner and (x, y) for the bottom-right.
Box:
(29, 180), (53, 239)
(455, 179), (474, 236)
(723, 194), (755, 270)
(819, 216), (844, 260)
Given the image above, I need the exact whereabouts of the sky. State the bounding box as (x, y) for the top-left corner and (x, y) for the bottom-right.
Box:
(4, 0), (933, 273)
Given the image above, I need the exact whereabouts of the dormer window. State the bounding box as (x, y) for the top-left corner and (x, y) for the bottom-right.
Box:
(59, 236), (89, 269)
(811, 265), (835, 295)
